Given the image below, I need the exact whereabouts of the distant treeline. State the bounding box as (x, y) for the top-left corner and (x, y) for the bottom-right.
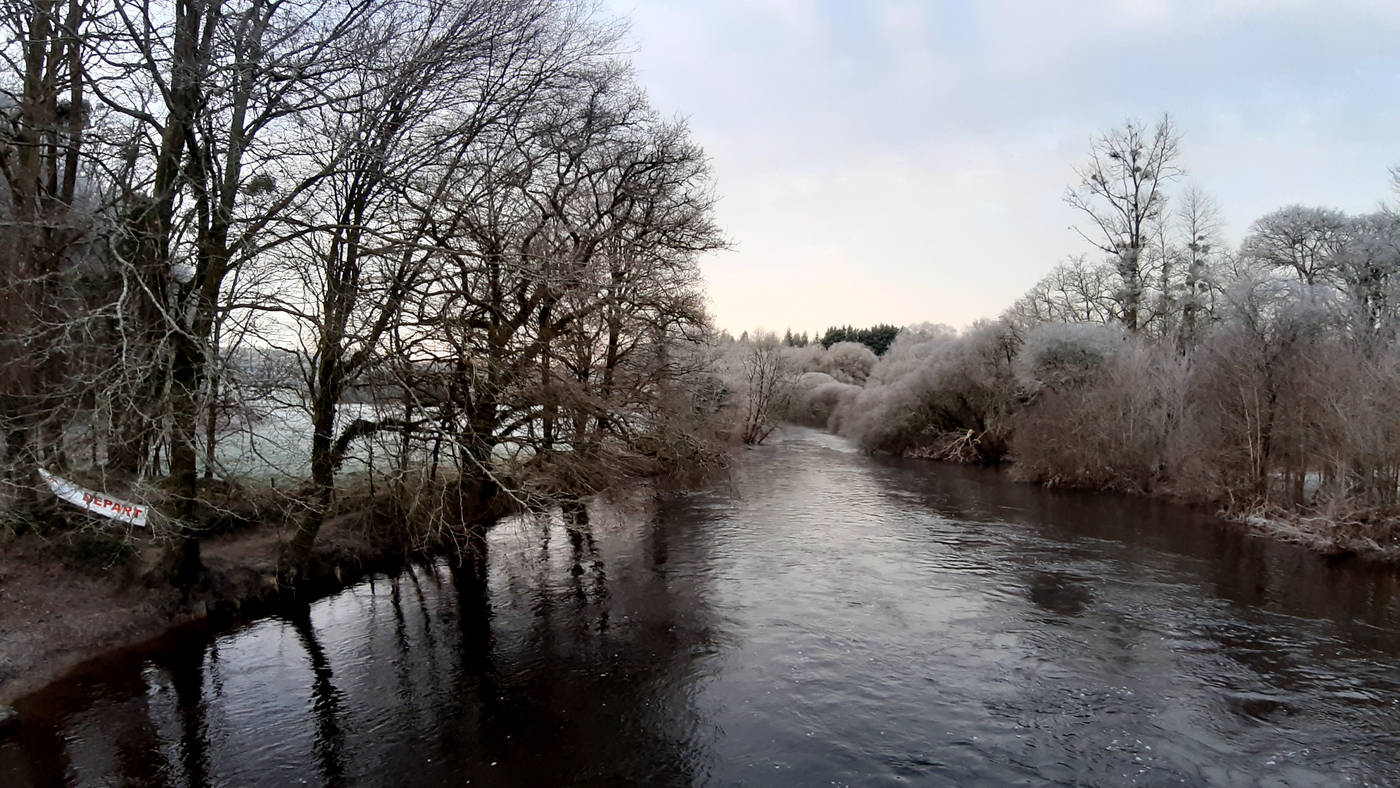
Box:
(814, 325), (901, 356)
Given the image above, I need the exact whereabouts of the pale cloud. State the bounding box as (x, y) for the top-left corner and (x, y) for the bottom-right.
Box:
(606, 0), (1400, 333)
(873, 0), (932, 42)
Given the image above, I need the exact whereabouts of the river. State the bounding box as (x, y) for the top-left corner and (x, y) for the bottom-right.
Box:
(4, 427), (1400, 786)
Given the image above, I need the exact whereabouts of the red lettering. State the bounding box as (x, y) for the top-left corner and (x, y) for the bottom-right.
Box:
(82, 493), (93, 504)
(132, 508), (143, 519)
(120, 505), (131, 516)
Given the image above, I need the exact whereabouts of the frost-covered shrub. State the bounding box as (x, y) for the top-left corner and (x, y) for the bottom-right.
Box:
(830, 374), (931, 454)
(1011, 340), (1186, 492)
(784, 371), (861, 428)
(865, 324), (956, 386)
(809, 380), (862, 427)
(1015, 322), (1128, 394)
(781, 343), (826, 375)
(832, 321), (1018, 460)
(819, 341), (878, 384)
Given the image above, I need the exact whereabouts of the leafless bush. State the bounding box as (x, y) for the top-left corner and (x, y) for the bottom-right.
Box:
(1012, 339), (1186, 492)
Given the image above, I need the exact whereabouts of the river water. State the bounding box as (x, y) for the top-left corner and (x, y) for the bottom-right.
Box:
(4, 427), (1400, 786)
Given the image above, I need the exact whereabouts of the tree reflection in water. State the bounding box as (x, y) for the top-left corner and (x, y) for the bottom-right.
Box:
(10, 431), (1400, 785)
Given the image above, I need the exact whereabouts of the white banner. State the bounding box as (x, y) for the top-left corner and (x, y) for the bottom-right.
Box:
(37, 468), (150, 527)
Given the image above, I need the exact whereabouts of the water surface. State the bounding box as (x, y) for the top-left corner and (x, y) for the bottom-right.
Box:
(4, 427), (1400, 786)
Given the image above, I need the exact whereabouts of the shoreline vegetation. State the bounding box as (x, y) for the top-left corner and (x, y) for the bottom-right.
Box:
(779, 314), (1400, 562)
(770, 117), (1400, 566)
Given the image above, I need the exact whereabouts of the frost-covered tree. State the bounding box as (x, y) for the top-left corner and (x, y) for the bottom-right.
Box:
(1176, 186), (1224, 349)
(736, 332), (790, 445)
(1007, 255), (1117, 331)
(1241, 205), (1350, 286)
(1335, 212), (1400, 353)
(1065, 115), (1182, 333)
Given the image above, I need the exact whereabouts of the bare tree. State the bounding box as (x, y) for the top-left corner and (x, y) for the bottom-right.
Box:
(738, 333), (788, 445)
(1065, 115), (1182, 333)
(259, 2), (724, 575)
(84, 0), (404, 582)
(0, 0), (94, 519)
(0, 0), (734, 592)
(1006, 254), (1117, 331)
(264, 0), (623, 577)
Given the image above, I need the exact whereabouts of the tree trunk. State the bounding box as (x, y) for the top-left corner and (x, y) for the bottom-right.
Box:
(164, 332), (207, 588)
(282, 355), (342, 581)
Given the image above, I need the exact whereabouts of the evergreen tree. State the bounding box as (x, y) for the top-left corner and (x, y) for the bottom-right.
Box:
(819, 324), (901, 355)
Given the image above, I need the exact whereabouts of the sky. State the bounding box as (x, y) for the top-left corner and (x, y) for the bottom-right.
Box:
(601, 0), (1400, 335)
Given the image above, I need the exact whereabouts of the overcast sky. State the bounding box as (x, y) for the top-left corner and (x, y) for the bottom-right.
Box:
(602, 0), (1400, 335)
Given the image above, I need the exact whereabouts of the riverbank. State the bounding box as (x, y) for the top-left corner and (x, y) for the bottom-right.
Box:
(0, 468), (649, 715)
(864, 428), (1400, 565)
(1007, 463), (1400, 564)
(0, 511), (418, 709)
(1234, 505), (1400, 563)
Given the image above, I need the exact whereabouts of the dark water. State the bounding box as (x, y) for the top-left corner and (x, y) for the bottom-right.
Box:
(5, 428), (1400, 787)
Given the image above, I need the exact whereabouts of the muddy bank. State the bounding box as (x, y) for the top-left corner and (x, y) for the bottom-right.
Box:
(0, 514), (431, 709)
